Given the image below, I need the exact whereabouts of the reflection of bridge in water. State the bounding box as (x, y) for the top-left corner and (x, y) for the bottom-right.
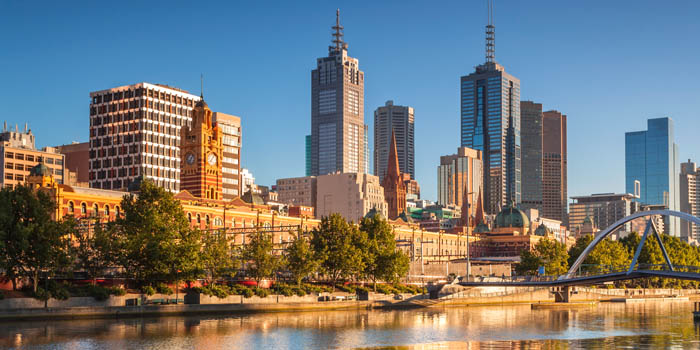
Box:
(457, 210), (700, 300)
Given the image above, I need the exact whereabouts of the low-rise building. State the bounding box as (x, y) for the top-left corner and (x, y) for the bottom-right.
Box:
(276, 176), (317, 208)
(1, 124), (65, 188)
(569, 193), (641, 235)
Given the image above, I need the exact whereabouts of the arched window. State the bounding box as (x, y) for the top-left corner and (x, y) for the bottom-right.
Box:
(81, 203), (87, 215)
(68, 201), (74, 213)
(205, 215), (210, 227)
(214, 217), (223, 226)
(196, 214), (201, 224)
(232, 219), (236, 227)
(187, 213), (192, 222)
(93, 203), (99, 216)
(104, 205), (110, 216)
(264, 222), (271, 229)
(115, 206), (121, 218)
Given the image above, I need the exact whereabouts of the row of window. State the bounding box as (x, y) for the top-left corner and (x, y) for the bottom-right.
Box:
(92, 87), (197, 107)
(4, 152), (62, 165)
(67, 201), (121, 217)
(91, 109), (191, 128)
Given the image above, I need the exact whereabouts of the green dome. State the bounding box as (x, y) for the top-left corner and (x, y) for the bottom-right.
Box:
(583, 216), (592, 225)
(242, 190), (265, 205)
(29, 163), (51, 177)
(534, 223), (550, 236)
(473, 222), (490, 233)
(494, 203), (529, 229)
(364, 207), (384, 220)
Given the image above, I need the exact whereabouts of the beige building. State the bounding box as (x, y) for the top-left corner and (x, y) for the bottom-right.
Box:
(437, 147), (483, 220)
(316, 172), (387, 222)
(276, 176), (317, 208)
(1, 124), (65, 188)
(212, 112), (242, 199)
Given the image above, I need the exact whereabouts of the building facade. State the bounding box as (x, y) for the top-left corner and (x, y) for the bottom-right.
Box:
(310, 11), (367, 176)
(212, 112), (241, 200)
(276, 176), (317, 209)
(460, 31), (521, 214)
(374, 101), (415, 182)
(316, 172), (387, 222)
(520, 101), (542, 212)
(180, 98), (223, 200)
(625, 117), (680, 235)
(1, 125), (65, 188)
(305, 135), (311, 176)
(56, 142), (90, 185)
(680, 159), (700, 242)
(569, 193), (641, 235)
(89, 82), (200, 192)
(437, 147), (483, 221)
(382, 131), (406, 220)
(542, 110), (567, 224)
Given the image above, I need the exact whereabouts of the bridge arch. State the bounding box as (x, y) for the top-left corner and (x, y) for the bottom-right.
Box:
(565, 210), (700, 278)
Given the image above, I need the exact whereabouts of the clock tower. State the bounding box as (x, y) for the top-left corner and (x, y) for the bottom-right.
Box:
(180, 96), (224, 200)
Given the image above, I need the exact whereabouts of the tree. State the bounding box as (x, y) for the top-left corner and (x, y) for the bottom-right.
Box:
(114, 179), (202, 286)
(0, 185), (71, 292)
(567, 235), (630, 274)
(71, 216), (121, 284)
(360, 213), (410, 289)
(311, 214), (366, 287)
(200, 231), (238, 284)
(240, 231), (281, 284)
(515, 238), (569, 276)
(284, 229), (319, 286)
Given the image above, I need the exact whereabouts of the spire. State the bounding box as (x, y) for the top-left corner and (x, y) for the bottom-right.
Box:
(385, 129), (400, 181)
(473, 188), (485, 226)
(485, 0), (495, 63)
(200, 74), (204, 99)
(330, 9), (346, 55)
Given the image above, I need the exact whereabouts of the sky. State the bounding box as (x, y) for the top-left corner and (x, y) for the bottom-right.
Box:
(1, 1), (700, 202)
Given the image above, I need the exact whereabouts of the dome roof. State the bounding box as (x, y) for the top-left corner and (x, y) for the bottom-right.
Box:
(534, 223), (550, 236)
(494, 203), (529, 229)
(473, 222), (490, 233)
(29, 163), (51, 177)
(242, 190), (264, 205)
(364, 207), (384, 220)
(583, 215), (592, 225)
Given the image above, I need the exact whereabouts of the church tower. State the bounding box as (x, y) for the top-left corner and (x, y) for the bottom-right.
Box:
(382, 130), (406, 220)
(180, 96), (223, 200)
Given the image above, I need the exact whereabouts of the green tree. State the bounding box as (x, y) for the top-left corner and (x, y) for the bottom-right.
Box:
(360, 213), (410, 289)
(515, 238), (569, 276)
(0, 185), (71, 292)
(114, 179), (202, 286)
(241, 231), (281, 284)
(71, 217), (120, 284)
(201, 231), (238, 284)
(284, 229), (319, 286)
(567, 235), (630, 274)
(311, 214), (366, 287)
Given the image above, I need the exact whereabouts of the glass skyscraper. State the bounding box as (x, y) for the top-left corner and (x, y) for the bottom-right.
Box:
(460, 63), (520, 214)
(625, 117), (680, 236)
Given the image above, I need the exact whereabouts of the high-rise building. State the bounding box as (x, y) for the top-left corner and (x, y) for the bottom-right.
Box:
(180, 97), (223, 200)
(374, 101), (415, 182)
(625, 117), (680, 236)
(520, 101), (543, 212)
(212, 112), (241, 200)
(89, 82), (200, 192)
(310, 10), (367, 176)
(1, 123), (65, 188)
(437, 147), (483, 220)
(680, 159), (700, 242)
(569, 193), (641, 235)
(316, 172), (387, 222)
(56, 142), (90, 186)
(382, 131), (407, 220)
(305, 135), (311, 176)
(460, 12), (521, 215)
(542, 110), (567, 224)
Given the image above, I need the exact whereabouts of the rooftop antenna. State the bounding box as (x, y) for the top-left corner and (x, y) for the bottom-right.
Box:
(486, 0), (496, 63)
(200, 74), (204, 99)
(331, 9), (345, 54)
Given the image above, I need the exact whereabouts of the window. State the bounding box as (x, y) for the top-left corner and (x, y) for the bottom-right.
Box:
(81, 203), (87, 215)
(93, 203), (99, 216)
(104, 205), (110, 216)
(5, 152), (13, 159)
(205, 215), (210, 227)
(214, 217), (223, 226)
(15, 153), (24, 160)
(196, 214), (201, 224)
(115, 206), (121, 218)
(4, 162), (12, 169)
(187, 213), (192, 222)
(68, 201), (74, 213)
(26, 155), (34, 162)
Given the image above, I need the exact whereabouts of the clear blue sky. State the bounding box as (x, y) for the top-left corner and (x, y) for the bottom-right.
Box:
(2, 1), (699, 202)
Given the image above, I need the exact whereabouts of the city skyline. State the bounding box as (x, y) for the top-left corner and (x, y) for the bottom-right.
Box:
(2, 1), (700, 202)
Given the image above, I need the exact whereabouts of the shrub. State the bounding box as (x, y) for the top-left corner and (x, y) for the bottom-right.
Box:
(141, 286), (156, 296)
(242, 288), (254, 298)
(293, 287), (306, 297)
(355, 286), (369, 294)
(34, 287), (50, 301)
(253, 287), (270, 298)
(108, 287), (127, 296)
(156, 283), (174, 295)
(335, 284), (356, 293)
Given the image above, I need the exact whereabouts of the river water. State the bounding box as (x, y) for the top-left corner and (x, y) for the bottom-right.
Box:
(1, 301), (699, 349)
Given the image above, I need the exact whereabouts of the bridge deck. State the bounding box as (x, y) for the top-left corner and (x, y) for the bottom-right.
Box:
(458, 270), (700, 287)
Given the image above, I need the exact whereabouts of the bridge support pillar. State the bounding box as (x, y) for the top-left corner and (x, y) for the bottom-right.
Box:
(553, 286), (573, 303)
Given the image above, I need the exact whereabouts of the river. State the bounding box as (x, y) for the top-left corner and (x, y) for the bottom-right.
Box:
(1, 301), (699, 349)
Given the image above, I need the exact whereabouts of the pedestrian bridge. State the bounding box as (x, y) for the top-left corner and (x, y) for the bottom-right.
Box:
(458, 210), (700, 288)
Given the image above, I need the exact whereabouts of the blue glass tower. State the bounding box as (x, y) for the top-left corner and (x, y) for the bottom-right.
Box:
(625, 117), (680, 235)
(460, 15), (521, 215)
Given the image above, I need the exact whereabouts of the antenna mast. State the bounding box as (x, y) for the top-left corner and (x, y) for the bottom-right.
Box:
(331, 9), (345, 54)
(486, 0), (496, 63)
(200, 74), (204, 99)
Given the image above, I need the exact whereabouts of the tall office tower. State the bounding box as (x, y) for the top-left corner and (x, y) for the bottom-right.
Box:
(679, 160), (700, 242)
(382, 131), (407, 220)
(1, 123), (65, 188)
(520, 101), (543, 212)
(460, 7), (521, 215)
(542, 110), (567, 224)
(89, 83), (199, 192)
(374, 101), (415, 182)
(310, 10), (367, 176)
(180, 97), (223, 200)
(305, 135), (311, 176)
(437, 147), (483, 219)
(212, 112), (241, 200)
(625, 117), (680, 236)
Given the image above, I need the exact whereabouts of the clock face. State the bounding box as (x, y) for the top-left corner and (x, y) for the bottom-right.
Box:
(207, 153), (217, 166)
(186, 153), (195, 165)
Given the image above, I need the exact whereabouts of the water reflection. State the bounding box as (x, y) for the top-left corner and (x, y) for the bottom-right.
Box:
(0, 302), (698, 349)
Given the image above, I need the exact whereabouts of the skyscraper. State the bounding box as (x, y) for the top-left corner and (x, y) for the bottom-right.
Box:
(460, 6), (521, 215)
(212, 112), (241, 200)
(374, 100), (415, 182)
(679, 159), (700, 242)
(520, 101), (543, 212)
(305, 135), (311, 176)
(542, 110), (567, 224)
(310, 10), (367, 176)
(625, 117), (680, 236)
(89, 83), (199, 192)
